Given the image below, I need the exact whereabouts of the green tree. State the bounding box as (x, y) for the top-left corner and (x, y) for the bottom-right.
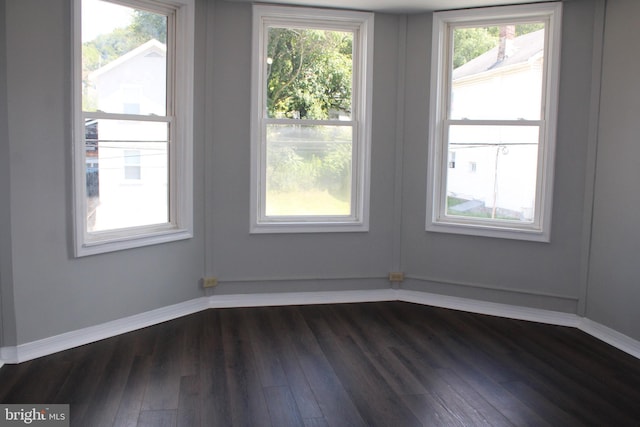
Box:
(130, 10), (167, 44)
(515, 23), (545, 37)
(453, 27), (498, 68)
(266, 28), (353, 120)
(83, 10), (167, 73)
(453, 23), (545, 68)
(81, 10), (167, 110)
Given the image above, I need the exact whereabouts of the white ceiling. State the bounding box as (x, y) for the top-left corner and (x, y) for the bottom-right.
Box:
(225, 0), (552, 14)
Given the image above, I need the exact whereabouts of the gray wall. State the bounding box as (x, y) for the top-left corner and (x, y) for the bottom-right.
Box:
(587, 0), (640, 341)
(204, 1), (399, 293)
(1, 0), (638, 348)
(1, 0), (401, 346)
(2, 0), (207, 345)
(1, 0), (17, 348)
(400, 0), (599, 313)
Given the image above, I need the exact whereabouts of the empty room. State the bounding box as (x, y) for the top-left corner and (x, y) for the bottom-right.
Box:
(1, 0), (640, 425)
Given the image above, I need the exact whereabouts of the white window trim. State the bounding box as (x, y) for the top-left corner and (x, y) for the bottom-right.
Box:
(426, 2), (562, 242)
(250, 5), (374, 234)
(72, 0), (194, 256)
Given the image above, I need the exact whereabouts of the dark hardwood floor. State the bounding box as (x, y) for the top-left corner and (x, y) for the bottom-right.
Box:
(1, 301), (640, 426)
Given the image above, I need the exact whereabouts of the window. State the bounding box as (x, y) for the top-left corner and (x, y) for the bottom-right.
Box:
(427, 3), (562, 242)
(73, 0), (194, 256)
(250, 5), (374, 233)
(123, 149), (141, 180)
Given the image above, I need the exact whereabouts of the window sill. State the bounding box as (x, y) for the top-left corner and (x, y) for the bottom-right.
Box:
(76, 226), (192, 257)
(251, 220), (369, 234)
(427, 219), (550, 242)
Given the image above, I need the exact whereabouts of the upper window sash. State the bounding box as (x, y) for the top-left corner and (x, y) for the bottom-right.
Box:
(427, 2), (562, 242)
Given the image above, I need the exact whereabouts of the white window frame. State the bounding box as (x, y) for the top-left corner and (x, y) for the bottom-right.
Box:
(250, 5), (374, 234)
(72, 0), (194, 256)
(426, 3), (562, 242)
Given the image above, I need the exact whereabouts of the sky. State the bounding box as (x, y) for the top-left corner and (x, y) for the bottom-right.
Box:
(82, 0), (133, 42)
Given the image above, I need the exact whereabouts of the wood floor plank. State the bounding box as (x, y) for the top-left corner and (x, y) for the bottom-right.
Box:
(112, 355), (153, 427)
(302, 304), (422, 427)
(401, 392), (469, 427)
(467, 313), (639, 425)
(220, 308), (272, 427)
(137, 409), (177, 427)
(0, 360), (35, 401)
(391, 302), (616, 425)
(327, 303), (429, 396)
(303, 417), (330, 427)
(2, 301), (640, 426)
(140, 319), (183, 411)
(264, 306), (325, 420)
(390, 345), (505, 426)
(198, 309), (232, 427)
(76, 335), (137, 427)
(176, 375), (201, 427)
(426, 341), (552, 427)
(263, 385), (304, 427)
(178, 314), (203, 377)
(276, 305), (369, 427)
(244, 307), (288, 388)
(0, 357), (73, 404)
(496, 316), (640, 417)
(407, 310), (553, 426)
(54, 338), (118, 424)
(501, 380), (586, 426)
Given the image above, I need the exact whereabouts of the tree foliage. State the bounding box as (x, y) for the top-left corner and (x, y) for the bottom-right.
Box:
(83, 10), (166, 73)
(130, 10), (167, 43)
(266, 28), (353, 120)
(264, 28), (355, 201)
(453, 27), (497, 68)
(453, 23), (545, 68)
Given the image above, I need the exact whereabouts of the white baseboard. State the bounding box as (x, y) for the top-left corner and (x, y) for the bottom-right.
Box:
(0, 345), (17, 367)
(0, 297), (210, 364)
(579, 318), (640, 360)
(207, 288), (396, 308)
(397, 290), (582, 327)
(1, 288), (639, 365)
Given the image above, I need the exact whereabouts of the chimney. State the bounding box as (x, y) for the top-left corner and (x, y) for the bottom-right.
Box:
(497, 25), (516, 62)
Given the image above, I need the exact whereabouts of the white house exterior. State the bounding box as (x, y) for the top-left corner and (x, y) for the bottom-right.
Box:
(86, 39), (169, 231)
(447, 29), (544, 220)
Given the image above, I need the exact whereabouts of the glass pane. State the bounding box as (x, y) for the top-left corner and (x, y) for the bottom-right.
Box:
(82, 0), (167, 115)
(445, 125), (539, 222)
(265, 124), (352, 216)
(84, 118), (169, 232)
(266, 27), (353, 120)
(450, 23), (545, 120)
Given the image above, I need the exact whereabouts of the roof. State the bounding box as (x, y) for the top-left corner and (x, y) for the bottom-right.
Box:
(89, 39), (166, 79)
(453, 29), (544, 81)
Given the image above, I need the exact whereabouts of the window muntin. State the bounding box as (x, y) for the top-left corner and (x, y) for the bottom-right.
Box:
(427, 3), (561, 241)
(74, 0), (193, 256)
(251, 6), (373, 233)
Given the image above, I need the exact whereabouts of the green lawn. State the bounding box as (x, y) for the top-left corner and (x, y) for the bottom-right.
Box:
(266, 190), (350, 216)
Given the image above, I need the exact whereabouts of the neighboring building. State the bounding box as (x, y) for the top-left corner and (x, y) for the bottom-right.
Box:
(86, 39), (169, 231)
(447, 29), (544, 220)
